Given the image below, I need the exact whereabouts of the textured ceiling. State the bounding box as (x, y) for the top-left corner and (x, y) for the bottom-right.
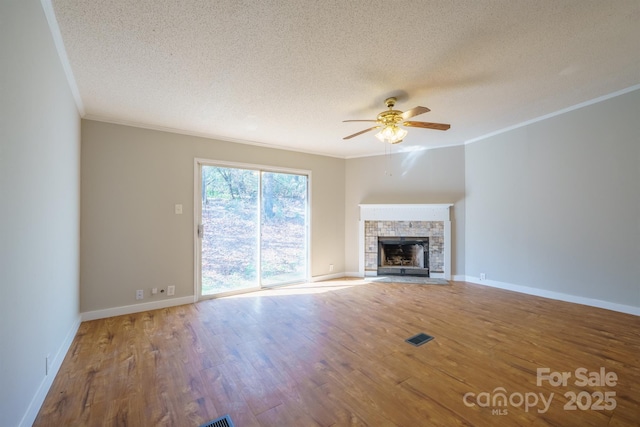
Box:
(49, 0), (640, 158)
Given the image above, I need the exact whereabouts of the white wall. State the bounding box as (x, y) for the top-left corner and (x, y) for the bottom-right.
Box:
(465, 88), (640, 311)
(0, 1), (81, 426)
(80, 120), (345, 313)
(344, 146), (466, 276)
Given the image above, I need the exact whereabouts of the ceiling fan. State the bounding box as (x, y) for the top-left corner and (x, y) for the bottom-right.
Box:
(343, 97), (450, 144)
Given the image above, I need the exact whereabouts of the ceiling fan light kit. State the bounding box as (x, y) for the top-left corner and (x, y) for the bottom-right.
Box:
(343, 97), (450, 144)
(375, 124), (407, 144)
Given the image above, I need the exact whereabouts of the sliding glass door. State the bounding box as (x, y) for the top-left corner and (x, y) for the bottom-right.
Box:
(198, 162), (309, 297)
(200, 166), (260, 295)
(260, 171), (308, 286)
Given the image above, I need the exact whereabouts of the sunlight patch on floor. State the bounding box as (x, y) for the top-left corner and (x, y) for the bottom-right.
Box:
(223, 277), (367, 298)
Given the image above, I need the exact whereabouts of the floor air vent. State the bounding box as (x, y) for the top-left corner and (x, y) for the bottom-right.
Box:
(200, 415), (234, 427)
(406, 332), (434, 346)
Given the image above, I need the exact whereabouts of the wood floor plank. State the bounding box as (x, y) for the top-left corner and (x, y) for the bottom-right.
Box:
(33, 280), (640, 426)
(255, 401), (323, 427)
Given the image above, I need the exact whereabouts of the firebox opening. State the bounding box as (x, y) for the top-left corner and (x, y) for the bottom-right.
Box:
(377, 237), (430, 277)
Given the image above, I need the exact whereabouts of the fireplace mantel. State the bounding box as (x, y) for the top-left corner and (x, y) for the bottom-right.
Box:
(359, 204), (452, 221)
(358, 204), (453, 279)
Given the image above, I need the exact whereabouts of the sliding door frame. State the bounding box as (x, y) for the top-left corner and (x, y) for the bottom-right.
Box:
(193, 158), (312, 300)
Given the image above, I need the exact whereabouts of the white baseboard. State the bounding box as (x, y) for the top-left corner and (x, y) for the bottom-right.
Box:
(81, 296), (195, 321)
(20, 315), (81, 427)
(452, 274), (467, 281)
(309, 272), (345, 282)
(343, 271), (360, 278)
(464, 276), (640, 316)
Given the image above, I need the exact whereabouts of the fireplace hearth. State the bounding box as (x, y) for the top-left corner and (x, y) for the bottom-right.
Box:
(378, 237), (430, 277)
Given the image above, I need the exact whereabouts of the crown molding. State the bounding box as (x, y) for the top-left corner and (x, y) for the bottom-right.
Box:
(40, 0), (85, 115)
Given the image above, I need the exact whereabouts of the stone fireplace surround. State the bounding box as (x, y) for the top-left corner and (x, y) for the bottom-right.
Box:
(358, 204), (452, 279)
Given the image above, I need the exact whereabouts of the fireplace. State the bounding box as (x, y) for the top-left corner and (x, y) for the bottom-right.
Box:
(358, 204), (452, 279)
(378, 237), (429, 277)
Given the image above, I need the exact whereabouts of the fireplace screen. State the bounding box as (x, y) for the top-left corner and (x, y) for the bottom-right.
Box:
(378, 237), (429, 277)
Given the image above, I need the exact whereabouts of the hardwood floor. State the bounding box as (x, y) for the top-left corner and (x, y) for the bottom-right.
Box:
(34, 280), (640, 426)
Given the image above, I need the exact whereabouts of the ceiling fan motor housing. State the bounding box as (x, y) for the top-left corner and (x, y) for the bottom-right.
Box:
(377, 97), (403, 125)
(377, 110), (403, 125)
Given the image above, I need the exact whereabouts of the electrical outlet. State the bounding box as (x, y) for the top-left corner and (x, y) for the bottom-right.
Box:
(136, 289), (144, 300)
(480, 273), (486, 280)
(167, 285), (175, 296)
(151, 287), (158, 295)
(329, 264), (334, 272)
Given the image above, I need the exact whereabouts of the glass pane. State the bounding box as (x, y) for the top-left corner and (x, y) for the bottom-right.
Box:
(261, 171), (308, 286)
(201, 166), (259, 295)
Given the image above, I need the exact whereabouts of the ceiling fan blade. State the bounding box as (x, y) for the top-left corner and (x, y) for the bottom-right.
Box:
(343, 119), (378, 122)
(403, 121), (451, 131)
(401, 106), (430, 120)
(343, 126), (380, 140)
